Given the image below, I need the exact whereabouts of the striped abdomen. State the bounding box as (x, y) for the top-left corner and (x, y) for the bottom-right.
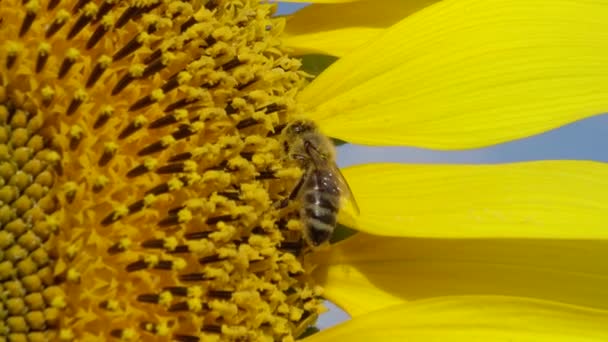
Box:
(300, 168), (341, 246)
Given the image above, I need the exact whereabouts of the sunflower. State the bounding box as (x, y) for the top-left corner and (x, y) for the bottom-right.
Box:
(1, 0), (608, 341)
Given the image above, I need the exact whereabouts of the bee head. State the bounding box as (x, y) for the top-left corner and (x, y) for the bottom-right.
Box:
(284, 120), (316, 137)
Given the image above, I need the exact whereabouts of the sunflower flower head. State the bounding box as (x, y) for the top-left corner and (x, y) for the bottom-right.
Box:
(0, 0), (324, 340)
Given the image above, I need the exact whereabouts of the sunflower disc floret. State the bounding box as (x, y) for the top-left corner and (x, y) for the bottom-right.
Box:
(0, 0), (323, 341)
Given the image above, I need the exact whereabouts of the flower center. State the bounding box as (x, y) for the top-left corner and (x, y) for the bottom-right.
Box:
(0, 0), (323, 341)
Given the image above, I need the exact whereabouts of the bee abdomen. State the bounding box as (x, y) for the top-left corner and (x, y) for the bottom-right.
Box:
(300, 169), (341, 246)
(304, 206), (337, 227)
(304, 192), (339, 212)
(304, 218), (334, 246)
(301, 191), (338, 246)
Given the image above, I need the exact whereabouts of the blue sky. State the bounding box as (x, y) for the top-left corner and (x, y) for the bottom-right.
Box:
(275, 0), (608, 331)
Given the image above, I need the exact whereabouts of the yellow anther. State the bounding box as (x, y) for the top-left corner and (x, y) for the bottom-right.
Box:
(74, 89), (88, 101)
(141, 13), (159, 26)
(143, 194), (156, 206)
(99, 104), (114, 116)
(129, 64), (146, 77)
(167, 177), (184, 191)
(55, 9), (70, 23)
(212, 26), (233, 40)
(143, 254), (159, 267)
(289, 306), (304, 322)
(143, 158), (159, 170)
(156, 322), (170, 336)
(203, 267), (229, 283)
(25, 0), (40, 13)
(187, 239), (214, 254)
(183, 160), (198, 172)
(105, 299), (120, 311)
(183, 172), (201, 185)
(121, 328), (136, 340)
(69, 125), (84, 139)
(161, 52), (176, 65)
(172, 258), (186, 270)
(150, 89), (165, 101)
(187, 286), (204, 298)
(94, 175), (109, 189)
(158, 291), (173, 307)
(177, 71), (192, 84)
(113, 205), (129, 219)
(66, 48), (80, 60)
(103, 142), (118, 154)
(133, 115), (148, 127)
(177, 208), (192, 223)
(174, 109), (188, 120)
(6, 41), (22, 56)
(83, 2), (99, 16)
(118, 238), (132, 250)
(98, 55), (113, 67)
(186, 298), (203, 312)
(42, 217), (59, 235)
(160, 135), (175, 146)
(40, 86), (55, 102)
(163, 237), (178, 250)
(222, 325), (248, 338)
(66, 268), (80, 282)
(209, 300), (238, 317)
(100, 13), (115, 27)
(37, 43), (51, 56)
(167, 1), (190, 16)
(136, 32), (151, 44)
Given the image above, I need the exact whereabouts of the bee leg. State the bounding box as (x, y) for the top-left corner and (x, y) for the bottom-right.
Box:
(274, 169), (308, 209)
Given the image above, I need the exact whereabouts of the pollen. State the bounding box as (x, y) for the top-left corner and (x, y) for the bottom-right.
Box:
(2, 0), (322, 341)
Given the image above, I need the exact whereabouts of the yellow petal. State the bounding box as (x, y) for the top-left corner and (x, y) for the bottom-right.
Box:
(313, 233), (608, 316)
(284, 0), (439, 57)
(304, 296), (608, 342)
(341, 161), (608, 238)
(300, 0), (608, 149)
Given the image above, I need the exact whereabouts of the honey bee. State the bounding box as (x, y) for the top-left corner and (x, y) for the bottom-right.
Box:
(279, 119), (360, 247)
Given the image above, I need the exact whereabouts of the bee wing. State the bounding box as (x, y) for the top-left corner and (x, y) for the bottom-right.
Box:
(304, 140), (360, 216)
(329, 162), (360, 216)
